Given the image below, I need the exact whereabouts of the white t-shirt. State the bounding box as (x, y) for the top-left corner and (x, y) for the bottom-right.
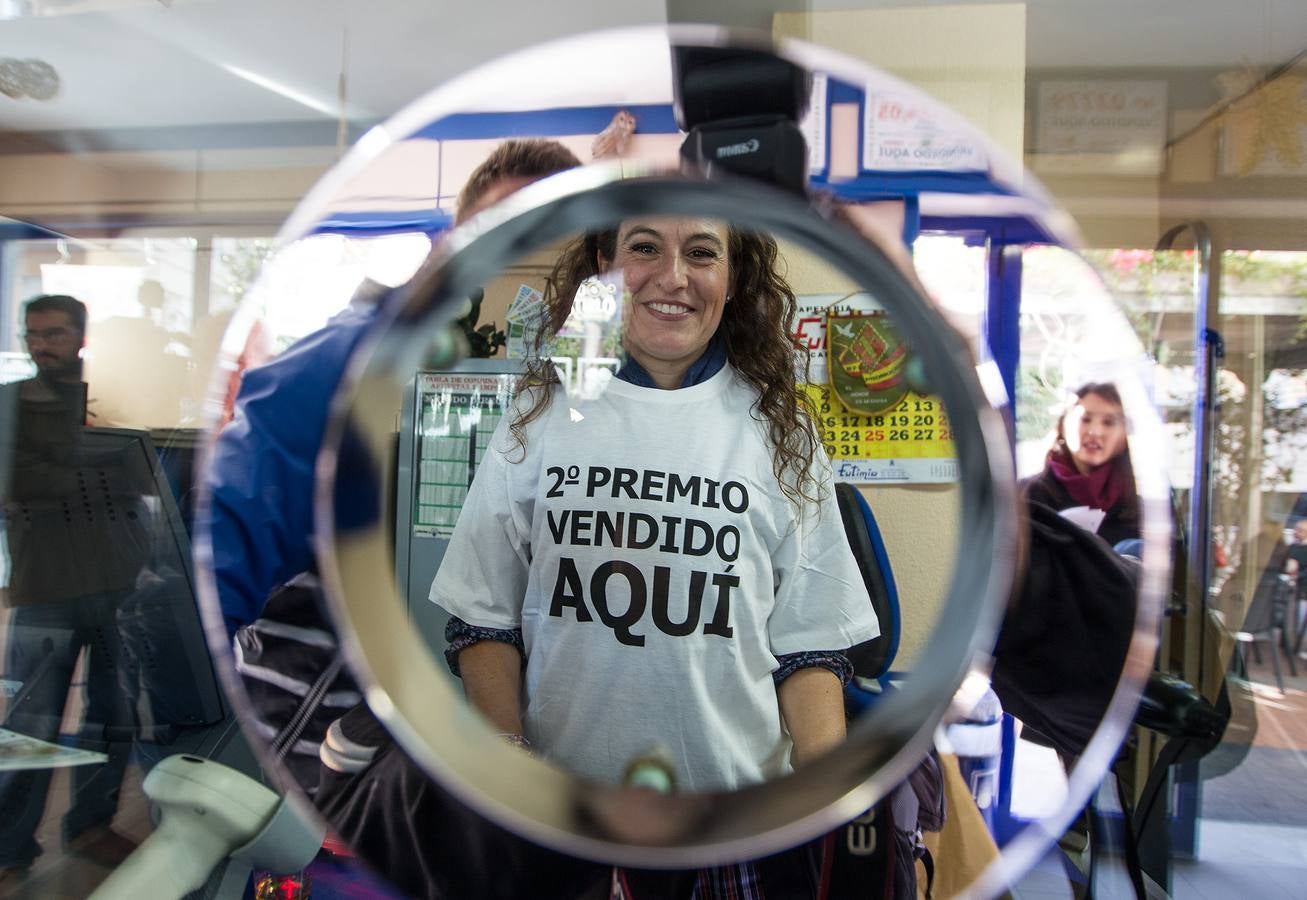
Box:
(430, 366), (879, 791)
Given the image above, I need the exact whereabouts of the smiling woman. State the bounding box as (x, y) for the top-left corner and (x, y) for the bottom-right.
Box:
(1022, 382), (1140, 547)
(430, 214), (881, 792)
(520, 218), (817, 505)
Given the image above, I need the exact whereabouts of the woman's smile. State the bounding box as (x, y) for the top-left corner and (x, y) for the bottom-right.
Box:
(644, 300), (695, 319)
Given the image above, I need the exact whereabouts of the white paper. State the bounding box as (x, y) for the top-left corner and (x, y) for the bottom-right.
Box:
(0, 727), (109, 771)
(1058, 506), (1106, 534)
(862, 92), (988, 172)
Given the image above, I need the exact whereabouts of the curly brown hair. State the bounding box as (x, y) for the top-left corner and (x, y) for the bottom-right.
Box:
(510, 223), (822, 509)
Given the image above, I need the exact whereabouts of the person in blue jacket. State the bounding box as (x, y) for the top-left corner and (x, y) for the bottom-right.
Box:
(203, 138), (582, 638)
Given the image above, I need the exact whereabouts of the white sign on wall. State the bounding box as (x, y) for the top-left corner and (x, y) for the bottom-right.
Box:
(862, 92), (988, 172)
(801, 72), (829, 176)
(1035, 80), (1168, 173)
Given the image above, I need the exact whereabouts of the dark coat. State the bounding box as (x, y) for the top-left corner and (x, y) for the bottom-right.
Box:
(990, 501), (1140, 759)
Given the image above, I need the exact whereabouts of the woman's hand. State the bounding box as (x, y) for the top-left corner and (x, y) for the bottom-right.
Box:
(777, 667), (847, 768)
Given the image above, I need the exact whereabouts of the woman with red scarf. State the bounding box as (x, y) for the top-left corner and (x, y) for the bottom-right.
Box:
(1023, 382), (1140, 548)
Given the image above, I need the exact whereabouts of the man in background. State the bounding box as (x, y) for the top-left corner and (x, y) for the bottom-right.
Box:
(1282, 519), (1307, 653)
(0, 295), (141, 884)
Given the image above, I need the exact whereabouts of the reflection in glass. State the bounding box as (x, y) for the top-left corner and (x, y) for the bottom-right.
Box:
(1, 238), (199, 429)
(205, 140), (588, 809)
(998, 244), (1164, 869)
(192, 23), (1154, 892)
(0, 294), (222, 885)
(0, 295), (128, 872)
(1210, 251), (1307, 671)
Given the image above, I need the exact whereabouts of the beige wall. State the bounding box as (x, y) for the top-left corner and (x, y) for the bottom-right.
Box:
(774, 4), (1028, 167)
(774, 5), (1026, 667)
(779, 238), (957, 668)
(0, 146), (335, 224)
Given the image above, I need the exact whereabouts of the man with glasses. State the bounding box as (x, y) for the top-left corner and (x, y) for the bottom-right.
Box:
(0, 294), (141, 884)
(20, 294), (86, 387)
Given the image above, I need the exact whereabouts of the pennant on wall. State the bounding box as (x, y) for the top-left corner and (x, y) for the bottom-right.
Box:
(826, 310), (910, 415)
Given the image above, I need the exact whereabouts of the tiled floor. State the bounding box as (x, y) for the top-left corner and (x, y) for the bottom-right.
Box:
(1168, 655), (1307, 899)
(1003, 648), (1307, 899)
(1172, 820), (1307, 900)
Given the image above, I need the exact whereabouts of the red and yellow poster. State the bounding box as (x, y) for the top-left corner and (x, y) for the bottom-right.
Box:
(827, 310), (911, 415)
(795, 296), (958, 484)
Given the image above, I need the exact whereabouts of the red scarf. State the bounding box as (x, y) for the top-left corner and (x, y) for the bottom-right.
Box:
(1047, 449), (1124, 512)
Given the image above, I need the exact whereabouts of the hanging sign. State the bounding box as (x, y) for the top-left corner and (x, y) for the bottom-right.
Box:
(1035, 80), (1168, 173)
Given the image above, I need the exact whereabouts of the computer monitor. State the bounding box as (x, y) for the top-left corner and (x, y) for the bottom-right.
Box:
(1, 426), (226, 744)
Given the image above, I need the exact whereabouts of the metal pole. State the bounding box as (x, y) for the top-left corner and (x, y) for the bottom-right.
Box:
(1156, 220), (1220, 689)
(1150, 220), (1221, 880)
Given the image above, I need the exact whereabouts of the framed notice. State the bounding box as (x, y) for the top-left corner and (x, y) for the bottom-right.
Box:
(411, 371), (515, 537)
(1035, 80), (1168, 174)
(395, 360), (524, 655)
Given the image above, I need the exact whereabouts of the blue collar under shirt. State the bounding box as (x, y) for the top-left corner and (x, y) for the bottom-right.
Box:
(615, 332), (727, 389)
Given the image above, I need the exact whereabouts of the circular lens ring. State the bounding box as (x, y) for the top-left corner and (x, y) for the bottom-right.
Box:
(184, 25), (1172, 890)
(313, 166), (1018, 868)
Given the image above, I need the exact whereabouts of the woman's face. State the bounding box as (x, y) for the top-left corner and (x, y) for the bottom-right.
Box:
(1065, 391), (1128, 473)
(604, 217), (732, 383)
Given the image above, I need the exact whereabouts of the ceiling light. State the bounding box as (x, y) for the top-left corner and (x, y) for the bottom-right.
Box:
(220, 62), (336, 116)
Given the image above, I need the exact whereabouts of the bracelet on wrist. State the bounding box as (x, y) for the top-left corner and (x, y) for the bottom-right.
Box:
(496, 732), (531, 749)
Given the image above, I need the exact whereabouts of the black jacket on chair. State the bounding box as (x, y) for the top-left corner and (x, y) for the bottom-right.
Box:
(991, 501), (1139, 759)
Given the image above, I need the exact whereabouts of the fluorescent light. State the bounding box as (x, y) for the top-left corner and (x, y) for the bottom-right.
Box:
(220, 62), (336, 116)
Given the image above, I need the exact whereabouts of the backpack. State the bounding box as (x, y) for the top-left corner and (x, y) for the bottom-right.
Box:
(819, 750), (947, 900)
(612, 752), (946, 900)
(233, 571), (361, 794)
